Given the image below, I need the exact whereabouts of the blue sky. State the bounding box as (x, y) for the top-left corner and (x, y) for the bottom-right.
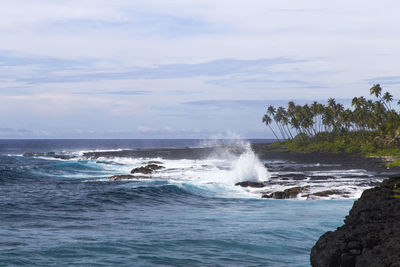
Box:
(0, 0), (399, 138)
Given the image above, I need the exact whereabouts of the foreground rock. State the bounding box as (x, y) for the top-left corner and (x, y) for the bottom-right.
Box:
(235, 181), (266, 188)
(131, 164), (164, 174)
(262, 186), (310, 199)
(109, 175), (152, 181)
(310, 176), (400, 267)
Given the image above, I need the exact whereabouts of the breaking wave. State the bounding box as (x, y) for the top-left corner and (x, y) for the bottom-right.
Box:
(20, 139), (387, 200)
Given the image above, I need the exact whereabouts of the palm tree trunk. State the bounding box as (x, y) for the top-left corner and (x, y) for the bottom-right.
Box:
(268, 125), (280, 141)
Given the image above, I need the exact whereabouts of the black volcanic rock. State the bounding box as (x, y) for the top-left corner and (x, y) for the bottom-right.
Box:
(131, 167), (153, 174)
(262, 186), (310, 199)
(146, 164), (165, 170)
(53, 154), (76, 160)
(310, 176), (400, 267)
(131, 164), (164, 174)
(235, 181), (265, 188)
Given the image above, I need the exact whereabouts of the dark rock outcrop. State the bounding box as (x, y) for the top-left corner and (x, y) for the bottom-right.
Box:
(262, 186), (310, 199)
(53, 154), (75, 160)
(131, 164), (165, 174)
(311, 176), (400, 267)
(277, 173), (308, 180)
(235, 181), (266, 188)
(146, 164), (165, 170)
(131, 167), (153, 174)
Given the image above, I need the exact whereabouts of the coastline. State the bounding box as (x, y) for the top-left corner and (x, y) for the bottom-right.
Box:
(79, 142), (400, 174)
(310, 175), (400, 266)
(252, 142), (400, 173)
(252, 143), (400, 265)
(78, 142), (400, 200)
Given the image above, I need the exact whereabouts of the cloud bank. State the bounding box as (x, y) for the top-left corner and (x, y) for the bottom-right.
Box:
(0, 0), (399, 138)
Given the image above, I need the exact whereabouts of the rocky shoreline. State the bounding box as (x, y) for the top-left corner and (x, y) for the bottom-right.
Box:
(22, 143), (400, 199)
(22, 143), (398, 173)
(253, 143), (398, 173)
(310, 175), (400, 267)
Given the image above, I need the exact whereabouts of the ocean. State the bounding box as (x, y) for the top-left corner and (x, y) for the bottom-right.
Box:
(0, 139), (380, 266)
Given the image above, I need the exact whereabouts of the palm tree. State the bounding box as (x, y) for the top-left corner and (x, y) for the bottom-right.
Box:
(358, 96), (367, 107)
(370, 84), (382, 98)
(351, 97), (360, 108)
(310, 101), (320, 134)
(267, 106), (276, 116)
(287, 101), (300, 135)
(342, 109), (353, 132)
(263, 85), (399, 148)
(300, 104), (314, 137)
(373, 101), (387, 130)
(262, 114), (279, 140)
(383, 92), (393, 110)
(274, 107), (288, 140)
(327, 98), (336, 111)
(280, 108), (293, 139)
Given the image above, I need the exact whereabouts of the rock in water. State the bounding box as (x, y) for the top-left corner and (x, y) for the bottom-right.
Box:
(235, 181), (266, 188)
(146, 164), (165, 170)
(130, 164), (165, 174)
(310, 175), (400, 267)
(262, 186), (310, 199)
(131, 167), (153, 174)
(53, 155), (75, 160)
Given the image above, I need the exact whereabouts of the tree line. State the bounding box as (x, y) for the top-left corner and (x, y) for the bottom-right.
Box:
(262, 84), (400, 147)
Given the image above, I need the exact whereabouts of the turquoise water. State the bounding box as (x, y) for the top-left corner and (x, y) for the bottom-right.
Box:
(0, 140), (353, 266)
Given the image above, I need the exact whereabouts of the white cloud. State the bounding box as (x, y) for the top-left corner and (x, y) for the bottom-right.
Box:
(0, 0), (400, 138)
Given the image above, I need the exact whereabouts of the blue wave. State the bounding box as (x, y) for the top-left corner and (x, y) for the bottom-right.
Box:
(29, 159), (107, 178)
(0, 145), (354, 267)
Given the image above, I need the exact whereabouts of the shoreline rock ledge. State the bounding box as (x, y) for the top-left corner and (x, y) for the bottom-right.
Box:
(310, 175), (400, 267)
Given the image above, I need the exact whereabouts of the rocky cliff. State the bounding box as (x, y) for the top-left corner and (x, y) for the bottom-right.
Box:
(311, 175), (400, 267)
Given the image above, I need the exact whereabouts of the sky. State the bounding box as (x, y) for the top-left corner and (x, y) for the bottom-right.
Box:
(0, 0), (399, 138)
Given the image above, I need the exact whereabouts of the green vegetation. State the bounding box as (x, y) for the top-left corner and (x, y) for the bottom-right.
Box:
(388, 159), (400, 167)
(391, 183), (400, 198)
(262, 84), (400, 166)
